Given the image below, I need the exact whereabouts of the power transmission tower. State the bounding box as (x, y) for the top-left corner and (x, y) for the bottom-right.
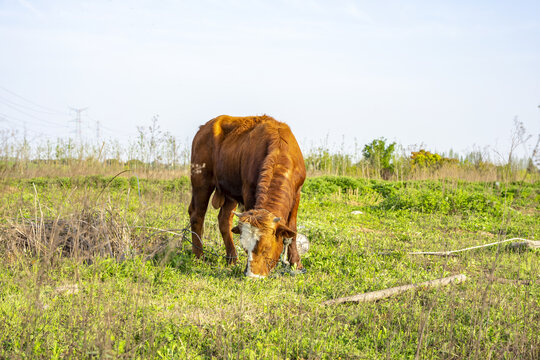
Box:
(96, 120), (100, 140)
(70, 107), (88, 142)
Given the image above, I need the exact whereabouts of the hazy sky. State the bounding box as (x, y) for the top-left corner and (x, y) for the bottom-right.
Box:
(1, 0), (539, 158)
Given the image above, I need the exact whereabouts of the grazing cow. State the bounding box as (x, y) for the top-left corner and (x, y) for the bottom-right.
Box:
(189, 115), (306, 277)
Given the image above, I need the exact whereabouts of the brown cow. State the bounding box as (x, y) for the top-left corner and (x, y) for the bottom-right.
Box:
(189, 115), (306, 277)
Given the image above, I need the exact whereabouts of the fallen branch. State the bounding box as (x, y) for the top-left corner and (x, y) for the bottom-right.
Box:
(408, 238), (539, 257)
(322, 274), (467, 306)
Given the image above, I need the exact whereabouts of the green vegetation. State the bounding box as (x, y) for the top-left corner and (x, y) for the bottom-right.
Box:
(2, 116), (538, 181)
(410, 149), (459, 170)
(0, 117), (538, 358)
(362, 137), (396, 179)
(0, 174), (538, 359)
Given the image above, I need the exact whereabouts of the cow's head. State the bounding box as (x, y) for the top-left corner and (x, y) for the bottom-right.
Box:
(231, 209), (296, 278)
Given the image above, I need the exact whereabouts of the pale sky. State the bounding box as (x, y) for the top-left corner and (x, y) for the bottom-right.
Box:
(1, 0), (539, 159)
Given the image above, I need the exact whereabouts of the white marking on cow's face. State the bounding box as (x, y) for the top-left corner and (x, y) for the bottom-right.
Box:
(238, 222), (263, 277)
(239, 222), (260, 253)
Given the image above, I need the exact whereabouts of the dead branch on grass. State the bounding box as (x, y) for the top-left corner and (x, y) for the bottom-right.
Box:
(322, 274), (467, 305)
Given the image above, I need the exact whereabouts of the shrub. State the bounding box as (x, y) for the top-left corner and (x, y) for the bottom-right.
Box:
(410, 149), (442, 168)
(370, 181), (403, 198)
(302, 176), (374, 196)
(302, 177), (343, 196)
(162, 176), (190, 192)
(378, 184), (504, 216)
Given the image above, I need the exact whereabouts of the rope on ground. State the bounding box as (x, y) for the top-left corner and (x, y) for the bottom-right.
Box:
(131, 225), (242, 261)
(407, 237), (539, 257)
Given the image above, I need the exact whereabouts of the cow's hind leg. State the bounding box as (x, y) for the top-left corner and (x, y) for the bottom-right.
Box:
(218, 197), (239, 264)
(286, 190), (303, 270)
(188, 185), (214, 258)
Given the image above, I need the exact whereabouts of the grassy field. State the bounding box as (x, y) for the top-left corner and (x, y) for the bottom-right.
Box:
(0, 174), (538, 359)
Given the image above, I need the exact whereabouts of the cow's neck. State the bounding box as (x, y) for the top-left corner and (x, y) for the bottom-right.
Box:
(254, 173), (292, 219)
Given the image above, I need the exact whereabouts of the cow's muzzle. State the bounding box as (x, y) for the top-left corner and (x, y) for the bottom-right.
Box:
(244, 268), (265, 278)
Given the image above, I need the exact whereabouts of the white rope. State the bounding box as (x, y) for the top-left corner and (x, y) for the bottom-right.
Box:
(408, 237), (539, 256)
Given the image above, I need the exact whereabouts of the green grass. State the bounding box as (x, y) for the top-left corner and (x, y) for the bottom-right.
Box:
(0, 175), (538, 359)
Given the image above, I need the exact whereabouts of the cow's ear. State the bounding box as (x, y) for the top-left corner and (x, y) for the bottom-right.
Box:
(276, 224), (296, 239)
(231, 225), (241, 234)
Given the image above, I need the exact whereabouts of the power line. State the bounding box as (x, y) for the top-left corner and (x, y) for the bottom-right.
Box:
(0, 113), (71, 140)
(0, 111), (66, 128)
(0, 118), (50, 138)
(0, 106), (70, 129)
(0, 86), (68, 115)
(0, 94), (69, 116)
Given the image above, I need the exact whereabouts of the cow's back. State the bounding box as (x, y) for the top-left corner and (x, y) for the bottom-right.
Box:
(191, 115), (304, 208)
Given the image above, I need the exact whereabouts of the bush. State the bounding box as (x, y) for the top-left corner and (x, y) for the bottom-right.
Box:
(410, 149), (460, 170)
(162, 176), (190, 192)
(378, 184), (504, 216)
(302, 177), (343, 196)
(370, 181), (404, 198)
(302, 176), (374, 196)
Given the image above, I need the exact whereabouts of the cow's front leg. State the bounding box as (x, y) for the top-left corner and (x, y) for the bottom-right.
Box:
(287, 236), (303, 269)
(218, 198), (239, 264)
(189, 185), (214, 258)
(286, 190), (303, 269)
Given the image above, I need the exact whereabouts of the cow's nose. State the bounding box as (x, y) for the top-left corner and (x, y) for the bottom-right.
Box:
(244, 268), (265, 278)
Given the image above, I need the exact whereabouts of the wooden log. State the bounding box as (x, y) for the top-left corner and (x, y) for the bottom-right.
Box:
(321, 274), (467, 306)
